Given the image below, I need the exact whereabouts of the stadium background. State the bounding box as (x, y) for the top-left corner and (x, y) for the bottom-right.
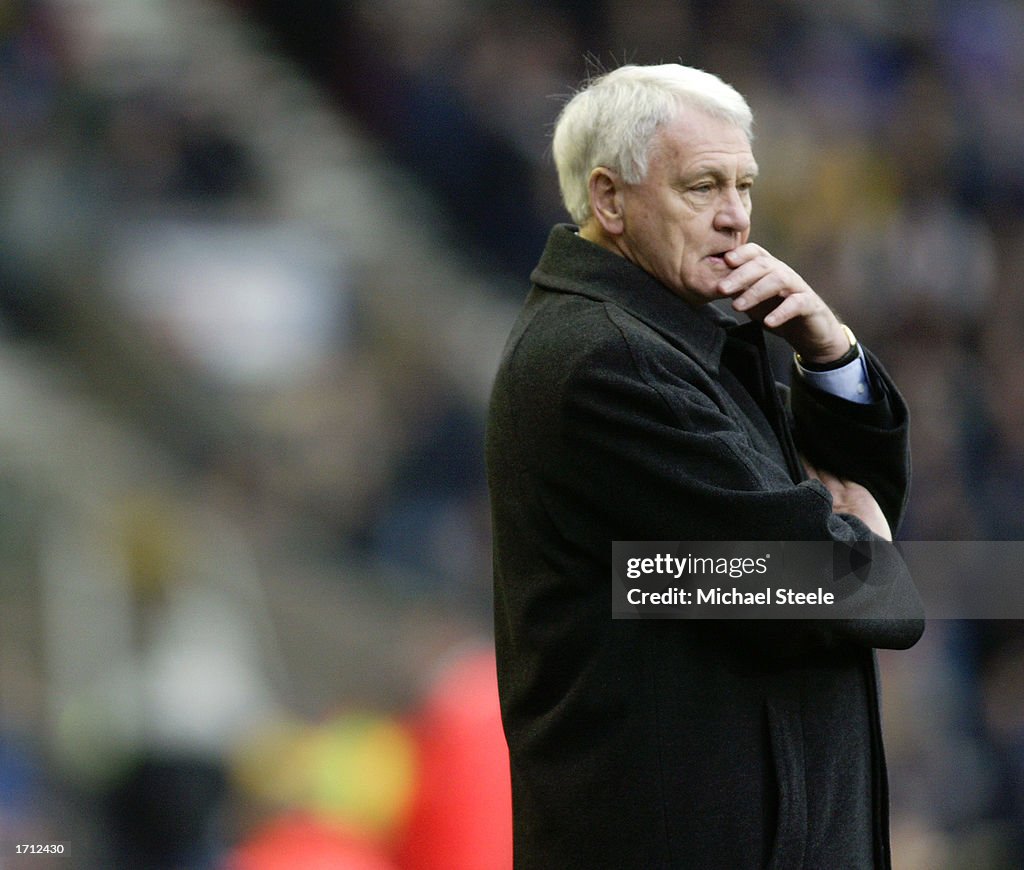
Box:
(1, 0), (1022, 866)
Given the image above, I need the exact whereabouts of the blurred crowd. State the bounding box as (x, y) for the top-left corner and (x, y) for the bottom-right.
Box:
(1, 0), (1023, 866)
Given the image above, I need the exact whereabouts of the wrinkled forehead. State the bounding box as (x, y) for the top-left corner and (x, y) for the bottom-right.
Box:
(649, 109), (757, 175)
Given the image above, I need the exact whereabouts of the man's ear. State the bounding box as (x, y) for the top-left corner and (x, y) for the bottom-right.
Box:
(588, 167), (625, 235)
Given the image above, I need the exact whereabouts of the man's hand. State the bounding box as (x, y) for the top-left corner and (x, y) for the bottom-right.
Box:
(718, 244), (850, 364)
(802, 458), (892, 541)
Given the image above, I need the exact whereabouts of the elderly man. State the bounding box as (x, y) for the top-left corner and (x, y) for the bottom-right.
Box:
(486, 64), (923, 868)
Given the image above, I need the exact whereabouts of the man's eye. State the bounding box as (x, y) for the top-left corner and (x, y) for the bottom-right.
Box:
(691, 183), (714, 194)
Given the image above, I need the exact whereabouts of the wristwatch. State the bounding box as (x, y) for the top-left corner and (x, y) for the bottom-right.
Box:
(795, 324), (859, 372)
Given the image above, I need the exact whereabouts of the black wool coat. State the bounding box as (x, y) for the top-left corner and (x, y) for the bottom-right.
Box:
(486, 225), (924, 869)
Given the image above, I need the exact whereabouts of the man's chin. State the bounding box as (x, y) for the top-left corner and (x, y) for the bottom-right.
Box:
(688, 273), (726, 300)
(671, 283), (719, 306)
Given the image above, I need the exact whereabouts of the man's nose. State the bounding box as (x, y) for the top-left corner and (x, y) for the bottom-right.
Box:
(713, 188), (751, 234)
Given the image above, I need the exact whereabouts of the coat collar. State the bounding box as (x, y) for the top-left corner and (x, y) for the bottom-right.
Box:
(530, 224), (739, 376)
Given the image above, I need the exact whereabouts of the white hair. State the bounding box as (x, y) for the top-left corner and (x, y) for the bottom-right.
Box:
(552, 64), (754, 225)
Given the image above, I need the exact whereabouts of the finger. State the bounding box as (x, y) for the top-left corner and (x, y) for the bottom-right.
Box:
(751, 304), (786, 330)
(723, 243), (767, 268)
(801, 456), (821, 480)
(730, 270), (793, 312)
(814, 466), (841, 487)
(718, 257), (773, 296)
(760, 292), (813, 328)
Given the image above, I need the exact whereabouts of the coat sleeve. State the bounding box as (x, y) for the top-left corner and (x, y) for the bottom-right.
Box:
(789, 349), (911, 531)
(539, 323), (922, 652)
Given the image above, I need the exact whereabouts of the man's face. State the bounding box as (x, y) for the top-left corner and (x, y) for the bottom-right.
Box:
(616, 110), (757, 305)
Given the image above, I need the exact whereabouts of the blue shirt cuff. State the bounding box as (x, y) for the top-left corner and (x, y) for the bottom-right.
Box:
(794, 348), (875, 404)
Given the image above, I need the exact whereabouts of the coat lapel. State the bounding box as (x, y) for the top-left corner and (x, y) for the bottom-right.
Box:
(721, 320), (805, 483)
